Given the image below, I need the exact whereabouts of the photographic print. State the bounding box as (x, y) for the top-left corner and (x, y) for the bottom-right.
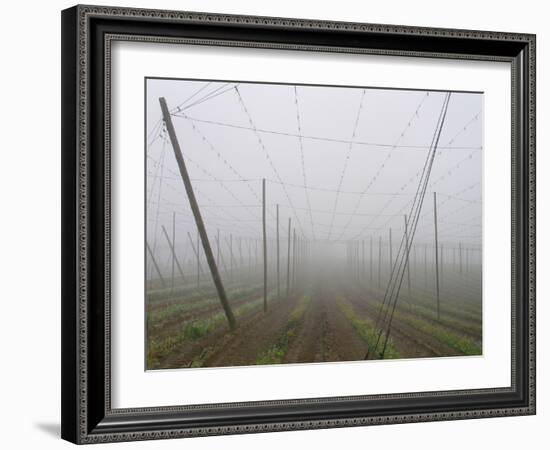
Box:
(145, 78), (483, 370)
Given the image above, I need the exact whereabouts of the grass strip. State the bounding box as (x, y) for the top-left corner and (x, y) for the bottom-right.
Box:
(336, 297), (400, 359)
(147, 292), (273, 369)
(392, 311), (481, 355)
(255, 294), (311, 365)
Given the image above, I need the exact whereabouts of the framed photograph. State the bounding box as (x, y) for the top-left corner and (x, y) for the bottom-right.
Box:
(61, 5), (536, 444)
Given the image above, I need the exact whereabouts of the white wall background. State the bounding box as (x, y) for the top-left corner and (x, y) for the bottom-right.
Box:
(0, 0), (545, 448)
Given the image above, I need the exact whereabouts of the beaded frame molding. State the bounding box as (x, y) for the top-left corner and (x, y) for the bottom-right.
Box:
(61, 4), (536, 444)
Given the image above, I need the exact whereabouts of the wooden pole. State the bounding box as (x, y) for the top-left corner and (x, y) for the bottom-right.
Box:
(276, 204), (280, 300)
(287, 218), (291, 297)
(160, 97), (235, 329)
(262, 179), (267, 312)
(433, 192), (441, 321)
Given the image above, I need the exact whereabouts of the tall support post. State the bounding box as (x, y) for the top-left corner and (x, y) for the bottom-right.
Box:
(433, 192), (441, 321)
(161, 225), (185, 281)
(171, 212), (176, 291)
(378, 236), (382, 288)
(276, 204), (280, 299)
(262, 179), (268, 312)
(146, 241), (166, 287)
(159, 97), (236, 330)
(287, 218), (291, 297)
(404, 215), (412, 297)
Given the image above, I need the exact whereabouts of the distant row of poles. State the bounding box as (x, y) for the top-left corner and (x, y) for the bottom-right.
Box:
(345, 192), (481, 319)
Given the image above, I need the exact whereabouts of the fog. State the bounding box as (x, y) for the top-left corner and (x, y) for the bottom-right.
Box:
(145, 78), (482, 288)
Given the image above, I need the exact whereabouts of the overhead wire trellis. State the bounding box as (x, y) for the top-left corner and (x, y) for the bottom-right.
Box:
(145, 79), (482, 346)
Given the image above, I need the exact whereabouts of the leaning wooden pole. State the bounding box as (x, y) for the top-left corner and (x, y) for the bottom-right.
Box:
(433, 192), (441, 321)
(262, 178), (268, 312)
(159, 97), (236, 330)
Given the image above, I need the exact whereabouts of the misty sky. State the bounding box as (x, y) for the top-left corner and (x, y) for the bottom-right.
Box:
(145, 78), (482, 270)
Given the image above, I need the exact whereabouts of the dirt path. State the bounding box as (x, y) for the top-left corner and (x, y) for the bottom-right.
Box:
(203, 294), (301, 367)
(284, 284), (367, 363)
(150, 268), (482, 370)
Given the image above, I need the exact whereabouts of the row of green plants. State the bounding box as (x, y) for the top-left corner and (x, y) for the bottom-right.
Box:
(147, 291), (276, 369)
(147, 283), (263, 329)
(255, 293), (312, 365)
(356, 294), (481, 356)
(336, 297), (400, 359)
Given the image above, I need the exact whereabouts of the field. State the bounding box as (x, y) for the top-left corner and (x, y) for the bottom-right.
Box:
(146, 258), (482, 370)
(145, 79), (483, 370)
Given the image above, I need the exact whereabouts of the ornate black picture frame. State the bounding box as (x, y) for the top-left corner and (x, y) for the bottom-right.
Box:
(61, 4), (536, 444)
